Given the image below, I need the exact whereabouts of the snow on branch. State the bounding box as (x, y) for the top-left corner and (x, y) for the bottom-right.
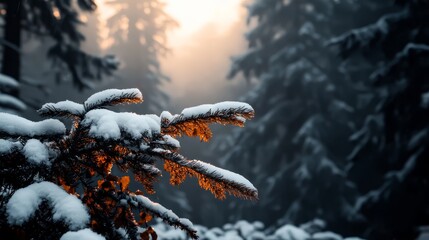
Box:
(129, 194), (198, 239)
(84, 88), (143, 111)
(0, 73), (19, 90)
(7, 181), (90, 230)
(0, 88), (256, 239)
(154, 149), (258, 200)
(22, 139), (50, 166)
(0, 94), (27, 111)
(370, 43), (429, 84)
(81, 109), (160, 140)
(0, 139), (22, 155)
(161, 101), (255, 141)
(328, 10), (407, 58)
(38, 100), (85, 118)
(0, 112), (65, 137)
(60, 229), (106, 240)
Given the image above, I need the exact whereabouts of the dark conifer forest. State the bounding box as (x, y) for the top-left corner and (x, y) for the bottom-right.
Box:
(0, 0), (428, 239)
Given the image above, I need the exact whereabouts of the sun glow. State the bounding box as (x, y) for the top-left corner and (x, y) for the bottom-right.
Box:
(95, 0), (243, 48)
(163, 0), (243, 46)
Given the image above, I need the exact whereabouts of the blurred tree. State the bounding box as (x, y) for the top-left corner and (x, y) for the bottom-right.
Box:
(0, 0), (118, 112)
(0, 73), (26, 113)
(215, 0), (358, 230)
(210, 0), (381, 234)
(106, 0), (176, 112)
(80, 9), (103, 56)
(331, 0), (429, 238)
(0, 88), (257, 239)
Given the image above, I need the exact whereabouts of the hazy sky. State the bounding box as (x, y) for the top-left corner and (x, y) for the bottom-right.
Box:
(161, 1), (252, 110)
(97, 0), (253, 111)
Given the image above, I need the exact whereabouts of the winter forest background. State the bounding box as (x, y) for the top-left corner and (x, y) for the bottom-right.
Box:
(0, 0), (429, 239)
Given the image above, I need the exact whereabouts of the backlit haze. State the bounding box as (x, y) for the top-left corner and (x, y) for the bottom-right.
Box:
(96, 0), (251, 109)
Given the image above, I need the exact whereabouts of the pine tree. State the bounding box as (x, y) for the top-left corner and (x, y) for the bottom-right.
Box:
(0, 88), (257, 239)
(331, 0), (429, 238)
(0, 0), (118, 112)
(106, 0), (176, 112)
(211, 0), (368, 232)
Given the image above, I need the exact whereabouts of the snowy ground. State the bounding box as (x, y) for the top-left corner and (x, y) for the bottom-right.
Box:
(151, 219), (362, 240)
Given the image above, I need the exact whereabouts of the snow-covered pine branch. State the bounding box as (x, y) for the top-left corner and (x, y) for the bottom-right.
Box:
(84, 88), (143, 111)
(0, 113), (66, 138)
(161, 102), (254, 142)
(370, 43), (429, 83)
(0, 88), (257, 239)
(0, 74), (27, 113)
(129, 194), (198, 239)
(328, 10), (407, 58)
(152, 149), (258, 200)
(38, 100), (85, 118)
(7, 181), (90, 229)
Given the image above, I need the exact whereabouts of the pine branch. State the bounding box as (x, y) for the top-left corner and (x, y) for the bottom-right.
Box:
(38, 100), (85, 118)
(1, 89), (257, 239)
(84, 88), (143, 111)
(128, 194), (198, 239)
(0, 113), (66, 138)
(153, 149), (258, 200)
(161, 103), (254, 142)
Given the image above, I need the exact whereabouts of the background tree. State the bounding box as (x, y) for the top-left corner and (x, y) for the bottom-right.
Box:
(106, 0), (177, 112)
(208, 0), (386, 234)
(331, 0), (429, 238)
(0, 0), (118, 112)
(0, 74), (26, 113)
(0, 88), (257, 239)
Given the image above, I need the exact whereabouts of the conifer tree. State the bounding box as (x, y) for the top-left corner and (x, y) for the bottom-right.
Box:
(212, 0), (366, 232)
(0, 88), (257, 239)
(106, 0), (176, 112)
(1, 0), (118, 89)
(331, 0), (429, 238)
(0, 0), (118, 112)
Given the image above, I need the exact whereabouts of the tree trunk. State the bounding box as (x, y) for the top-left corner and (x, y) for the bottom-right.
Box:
(2, 0), (22, 96)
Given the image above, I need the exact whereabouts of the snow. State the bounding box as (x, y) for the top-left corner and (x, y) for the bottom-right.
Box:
(421, 91), (429, 108)
(152, 226), (187, 239)
(102, 55), (120, 68)
(0, 113), (66, 137)
(329, 10), (407, 50)
(39, 100), (85, 116)
(313, 231), (343, 240)
(181, 101), (253, 117)
(155, 135), (180, 148)
(132, 194), (195, 231)
(0, 93), (27, 111)
(160, 111), (176, 123)
(234, 220), (257, 237)
(152, 219), (360, 240)
(372, 43), (429, 80)
(0, 139), (22, 155)
(22, 139), (50, 165)
(60, 229), (105, 240)
(408, 129), (427, 150)
(0, 73), (19, 88)
(7, 181), (89, 230)
(273, 225), (310, 239)
(84, 88), (142, 110)
(82, 109), (160, 140)
(192, 160), (257, 193)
